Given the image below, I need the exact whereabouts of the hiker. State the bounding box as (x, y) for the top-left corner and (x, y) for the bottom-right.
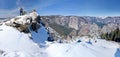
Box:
(20, 8), (23, 15)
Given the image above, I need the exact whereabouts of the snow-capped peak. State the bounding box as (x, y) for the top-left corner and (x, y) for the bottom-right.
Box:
(97, 16), (108, 19)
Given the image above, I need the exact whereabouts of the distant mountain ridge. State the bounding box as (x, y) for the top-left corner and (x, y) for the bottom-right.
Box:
(41, 15), (120, 40)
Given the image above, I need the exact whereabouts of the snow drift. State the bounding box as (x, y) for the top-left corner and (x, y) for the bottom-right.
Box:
(46, 38), (120, 57)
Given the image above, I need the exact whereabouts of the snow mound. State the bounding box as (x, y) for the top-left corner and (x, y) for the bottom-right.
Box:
(0, 25), (42, 57)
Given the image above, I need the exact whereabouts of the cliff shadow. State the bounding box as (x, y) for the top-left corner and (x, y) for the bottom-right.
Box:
(115, 48), (120, 57)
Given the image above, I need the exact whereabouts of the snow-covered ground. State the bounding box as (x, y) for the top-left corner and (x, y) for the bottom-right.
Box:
(0, 25), (42, 57)
(0, 12), (119, 57)
(46, 38), (120, 57)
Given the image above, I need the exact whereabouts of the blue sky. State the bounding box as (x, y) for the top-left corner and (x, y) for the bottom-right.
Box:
(0, 0), (120, 17)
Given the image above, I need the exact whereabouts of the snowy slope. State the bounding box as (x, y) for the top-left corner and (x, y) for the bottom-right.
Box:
(46, 39), (120, 57)
(0, 25), (42, 57)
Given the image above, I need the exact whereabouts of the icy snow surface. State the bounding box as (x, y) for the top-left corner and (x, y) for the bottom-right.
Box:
(46, 41), (119, 57)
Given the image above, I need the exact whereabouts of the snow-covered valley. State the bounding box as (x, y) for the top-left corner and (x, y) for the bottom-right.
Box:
(0, 12), (120, 57)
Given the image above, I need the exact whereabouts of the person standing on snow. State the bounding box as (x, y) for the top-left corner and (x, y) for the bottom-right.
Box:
(20, 8), (23, 15)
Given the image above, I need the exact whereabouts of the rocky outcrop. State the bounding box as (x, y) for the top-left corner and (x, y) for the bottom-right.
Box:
(4, 12), (41, 33)
(0, 11), (56, 44)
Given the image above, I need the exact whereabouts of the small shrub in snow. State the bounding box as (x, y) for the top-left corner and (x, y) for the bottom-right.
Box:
(77, 40), (81, 43)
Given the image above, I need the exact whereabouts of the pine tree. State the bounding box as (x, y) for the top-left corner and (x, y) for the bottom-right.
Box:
(100, 27), (120, 42)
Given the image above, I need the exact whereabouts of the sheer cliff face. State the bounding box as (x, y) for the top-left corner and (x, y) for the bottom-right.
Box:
(68, 16), (79, 30)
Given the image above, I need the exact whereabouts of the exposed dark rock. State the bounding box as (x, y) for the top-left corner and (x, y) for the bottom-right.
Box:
(47, 37), (54, 42)
(30, 22), (40, 33)
(18, 25), (30, 33)
(35, 15), (41, 23)
(13, 22), (21, 27)
(77, 40), (81, 43)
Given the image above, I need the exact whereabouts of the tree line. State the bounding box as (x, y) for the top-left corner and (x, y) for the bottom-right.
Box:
(100, 27), (120, 42)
